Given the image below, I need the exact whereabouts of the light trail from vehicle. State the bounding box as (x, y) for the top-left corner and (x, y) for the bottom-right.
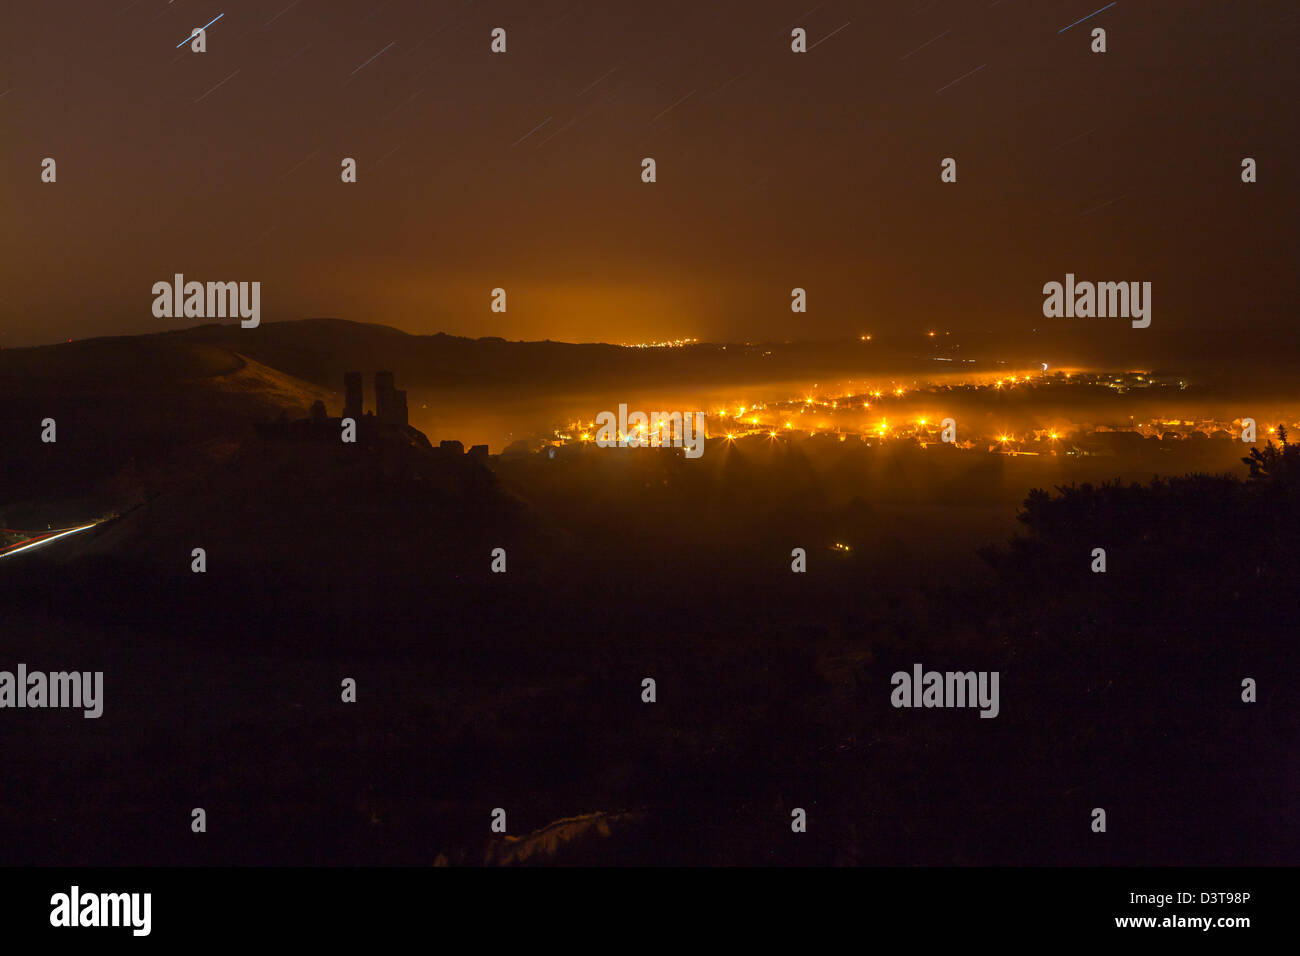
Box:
(0, 522), (100, 560)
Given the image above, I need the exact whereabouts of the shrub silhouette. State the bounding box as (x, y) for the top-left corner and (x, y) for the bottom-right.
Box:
(982, 425), (1298, 640)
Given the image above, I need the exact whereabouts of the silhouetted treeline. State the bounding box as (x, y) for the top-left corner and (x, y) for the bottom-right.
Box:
(982, 429), (1300, 641)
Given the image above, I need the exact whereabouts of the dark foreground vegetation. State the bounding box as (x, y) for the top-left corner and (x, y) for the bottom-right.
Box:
(1, 420), (1295, 865)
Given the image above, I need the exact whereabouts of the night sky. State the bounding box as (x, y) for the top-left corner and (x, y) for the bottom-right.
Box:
(3, 0), (1297, 348)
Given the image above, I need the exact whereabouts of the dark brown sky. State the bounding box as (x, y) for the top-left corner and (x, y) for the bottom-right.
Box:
(3, 0), (1296, 348)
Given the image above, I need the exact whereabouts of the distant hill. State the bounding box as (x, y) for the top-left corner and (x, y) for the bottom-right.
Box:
(9, 317), (1298, 403)
(157, 319), (804, 393)
(152, 318), (1300, 393)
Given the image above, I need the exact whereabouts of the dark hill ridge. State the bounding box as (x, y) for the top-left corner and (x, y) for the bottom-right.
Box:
(0, 337), (245, 396)
(159, 319), (772, 392)
(7, 319), (1300, 407)
(0, 318), (1069, 398)
(0, 346), (336, 523)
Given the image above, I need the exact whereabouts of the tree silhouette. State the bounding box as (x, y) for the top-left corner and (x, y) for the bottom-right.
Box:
(1242, 424), (1300, 486)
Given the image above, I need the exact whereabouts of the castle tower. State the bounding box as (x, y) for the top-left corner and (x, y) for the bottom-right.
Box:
(390, 387), (408, 427)
(374, 371), (395, 423)
(373, 371), (408, 426)
(343, 371), (363, 420)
